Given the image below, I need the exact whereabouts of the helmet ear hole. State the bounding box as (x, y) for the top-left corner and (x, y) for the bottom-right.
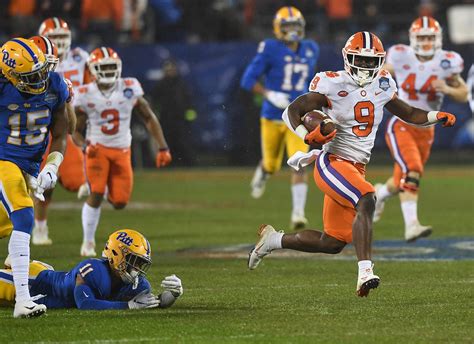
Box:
(111, 249), (118, 256)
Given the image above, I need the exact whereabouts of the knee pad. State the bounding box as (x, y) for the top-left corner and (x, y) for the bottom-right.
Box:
(400, 172), (420, 193)
(10, 207), (34, 234)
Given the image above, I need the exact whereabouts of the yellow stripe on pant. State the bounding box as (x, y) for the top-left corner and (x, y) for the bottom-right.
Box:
(260, 118), (308, 173)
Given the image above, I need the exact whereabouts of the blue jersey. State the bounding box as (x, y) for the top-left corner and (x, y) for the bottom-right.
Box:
(30, 258), (150, 309)
(241, 39), (319, 120)
(0, 72), (68, 176)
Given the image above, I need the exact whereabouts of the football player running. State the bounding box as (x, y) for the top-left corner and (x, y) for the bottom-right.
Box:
(248, 32), (457, 297)
(0, 230), (183, 310)
(0, 38), (69, 317)
(240, 7), (319, 230)
(74, 47), (172, 257)
(373, 17), (468, 242)
(32, 18), (90, 245)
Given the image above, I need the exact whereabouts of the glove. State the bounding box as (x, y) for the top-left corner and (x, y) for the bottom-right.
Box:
(436, 112), (456, 127)
(128, 290), (160, 309)
(156, 149), (172, 168)
(25, 175), (45, 201)
(304, 125), (337, 145)
(160, 275), (183, 297)
(265, 90), (290, 109)
(37, 164), (59, 191)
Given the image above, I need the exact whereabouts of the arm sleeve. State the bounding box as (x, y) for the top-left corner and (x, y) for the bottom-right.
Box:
(74, 284), (129, 310)
(240, 40), (270, 91)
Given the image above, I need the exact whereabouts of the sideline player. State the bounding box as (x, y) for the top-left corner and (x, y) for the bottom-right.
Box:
(0, 38), (69, 317)
(32, 17), (90, 245)
(74, 47), (172, 257)
(240, 6), (319, 229)
(0, 229), (183, 310)
(248, 32), (457, 297)
(373, 17), (468, 241)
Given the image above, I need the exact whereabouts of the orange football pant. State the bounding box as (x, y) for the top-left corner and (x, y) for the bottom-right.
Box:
(385, 117), (434, 189)
(41, 135), (85, 192)
(313, 152), (375, 243)
(85, 144), (133, 205)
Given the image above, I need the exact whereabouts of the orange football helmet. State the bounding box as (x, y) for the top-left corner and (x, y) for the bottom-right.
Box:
(88, 47), (122, 86)
(409, 16), (442, 57)
(342, 31), (386, 86)
(273, 6), (305, 42)
(29, 35), (59, 72)
(38, 17), (71, 59)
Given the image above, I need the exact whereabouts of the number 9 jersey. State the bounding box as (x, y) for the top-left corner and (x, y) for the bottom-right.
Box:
(309, 70), (397, 164)
(241, 38), (319, 120)
(0, 72), (69, 176)
(74, 78), (144, 148)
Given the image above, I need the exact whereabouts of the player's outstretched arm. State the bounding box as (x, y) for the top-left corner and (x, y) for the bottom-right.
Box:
(72, 107), (88, 148)
(134, 96), (172, 168)
(385, 95), (456, 127)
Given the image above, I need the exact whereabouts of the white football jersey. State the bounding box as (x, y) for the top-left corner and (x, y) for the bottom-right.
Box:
(386, 44), (464, 111)
(74, 78), (144, 148)
(56, 47), (89, 87)
(308, 70), (397, 164)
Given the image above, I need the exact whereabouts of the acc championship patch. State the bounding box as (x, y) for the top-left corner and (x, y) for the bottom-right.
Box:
(440, 59), (451, 70)
(123, 88), (134, 99)
(45, 92), (58, 103)
(378, 77), (390, 91)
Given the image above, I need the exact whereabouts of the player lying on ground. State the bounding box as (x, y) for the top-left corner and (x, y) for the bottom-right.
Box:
(0, 229), (183, 311)
(248, 31), (456, 297)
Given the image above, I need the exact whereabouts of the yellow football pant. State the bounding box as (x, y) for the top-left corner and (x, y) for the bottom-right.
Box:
(0, 160), (34, 238)
(260, 118), (308, 173)
(0, 260), (53, 306)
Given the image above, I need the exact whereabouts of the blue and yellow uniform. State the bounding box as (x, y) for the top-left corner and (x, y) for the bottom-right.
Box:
(0, 72), (69, 238)
(0, 258), (150, 309)
(241, 38), (319, 172)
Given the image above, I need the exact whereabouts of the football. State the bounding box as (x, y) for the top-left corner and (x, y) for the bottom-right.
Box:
(302, 110), (336, 135)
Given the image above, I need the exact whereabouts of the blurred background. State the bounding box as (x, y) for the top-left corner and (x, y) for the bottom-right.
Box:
(3, 0), (473, 167)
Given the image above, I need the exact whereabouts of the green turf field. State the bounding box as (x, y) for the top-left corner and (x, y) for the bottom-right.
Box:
(0, 166), (473, 343)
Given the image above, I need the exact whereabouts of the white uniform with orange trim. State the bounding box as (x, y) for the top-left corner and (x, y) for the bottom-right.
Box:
(74, 78), (144, 149)
(56, 47), (89, 87)
(386, 44), (464, 111)
(309, 70), (398, 164)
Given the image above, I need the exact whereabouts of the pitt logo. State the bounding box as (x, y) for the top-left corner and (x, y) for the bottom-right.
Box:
(116, 232), (133, 246)
(2, 51), (16, 68)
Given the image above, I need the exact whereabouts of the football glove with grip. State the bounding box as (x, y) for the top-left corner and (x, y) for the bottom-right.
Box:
(304, 125), (337, 145)
(160, 275), (183, 297)
(128, 290), (160, 309)
(265, 90), (291, 109)
(156, 149), (172, 168)
(35, 152), (64, 199)
(436, 111), (456, 127)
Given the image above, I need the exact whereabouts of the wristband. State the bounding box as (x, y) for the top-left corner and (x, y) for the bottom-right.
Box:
(427, 111), (439, 124)
(295, 125), (309, 140)
(45, 151), (64, 169)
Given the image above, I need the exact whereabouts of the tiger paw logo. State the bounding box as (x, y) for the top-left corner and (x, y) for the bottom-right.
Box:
(116, 232), (134, 246)
(2, 51), (16, 68)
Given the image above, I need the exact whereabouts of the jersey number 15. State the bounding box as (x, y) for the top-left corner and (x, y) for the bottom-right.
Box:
(7, 111), (49, 146)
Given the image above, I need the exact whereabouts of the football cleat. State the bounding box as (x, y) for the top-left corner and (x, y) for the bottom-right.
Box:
(13, 300), (47, 318)
(80, 241), (97, 257)
(356, 266), (380, 297)
(373, 183), (386, 223)
(248, 224), (278, 270)
(77, 183), (91, 199)
(250, 165), (268, 199)
(32, 225), (52, 245)
(405, 222), (432, 243)
(290, 213), (308, 230)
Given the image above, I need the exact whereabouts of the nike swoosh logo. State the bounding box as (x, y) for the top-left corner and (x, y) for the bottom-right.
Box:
(25, 306), (36, 310)
(83, 291), (89, 298)
(375, 91), (383, 95)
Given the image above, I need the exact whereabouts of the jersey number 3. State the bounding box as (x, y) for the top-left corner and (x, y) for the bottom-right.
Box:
(101, 109), (119, 135)
(352, 101), (374, 137)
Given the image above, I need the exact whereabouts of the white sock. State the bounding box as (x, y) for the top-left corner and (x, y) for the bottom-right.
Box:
(376, 184), (393, 202)
(268, 231), (284, 250)
(358, 260), (373, 275)
(82, 203), (101, 243)
(34, 219), (47, 230)
(401, 200), (418, 227)
(8, 231), (31, 302)
(291, 183), (308, 216)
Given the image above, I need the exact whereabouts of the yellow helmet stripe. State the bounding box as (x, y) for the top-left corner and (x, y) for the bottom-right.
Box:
(11, 38), (39, 64)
